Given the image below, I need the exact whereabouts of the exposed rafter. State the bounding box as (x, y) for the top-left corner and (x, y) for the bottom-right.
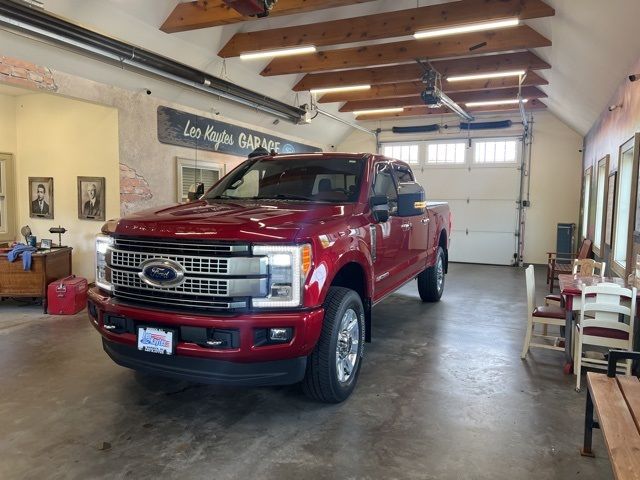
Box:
(160, 0), (375, 33)
(219, 0), (554, 57)
(318, 72), (548, 103)
(261, 26), (551, 76)
(339, 86), (546, 112)
(293, 52), (551, 92)
(354, 99), (547, 121)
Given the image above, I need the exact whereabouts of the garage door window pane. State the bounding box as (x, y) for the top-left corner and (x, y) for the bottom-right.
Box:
(382, 144), (420, 164)
(475, 140), (518, 163)
(426, 142), (466, 164)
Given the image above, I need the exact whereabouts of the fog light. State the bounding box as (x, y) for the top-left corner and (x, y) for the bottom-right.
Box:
(269, 328), (292, 342)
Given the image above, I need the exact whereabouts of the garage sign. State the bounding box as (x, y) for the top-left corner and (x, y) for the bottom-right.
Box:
(157, 106), (321, 156)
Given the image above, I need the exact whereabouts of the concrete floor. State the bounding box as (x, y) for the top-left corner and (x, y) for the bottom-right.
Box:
(0, 264), (613, 480)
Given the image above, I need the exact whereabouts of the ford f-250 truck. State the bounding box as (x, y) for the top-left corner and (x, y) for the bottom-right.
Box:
(88, 153), (450, 403)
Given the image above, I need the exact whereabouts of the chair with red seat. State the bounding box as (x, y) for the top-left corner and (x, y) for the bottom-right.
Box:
(574, 283), (636, 391)
(521, 265), (566, 359)
(547, 238), (592, 293)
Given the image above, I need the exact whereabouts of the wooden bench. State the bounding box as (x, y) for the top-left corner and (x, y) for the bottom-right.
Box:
(581, 350), (640, 480)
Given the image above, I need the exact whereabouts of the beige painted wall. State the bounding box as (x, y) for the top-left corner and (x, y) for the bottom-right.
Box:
(337, 111), (583, 264)
(15, 93), (120, 280)
(525, 112), (583, 263)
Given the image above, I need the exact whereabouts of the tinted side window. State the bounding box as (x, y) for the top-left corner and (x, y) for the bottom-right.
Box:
(393, 164), (414, 183)
(373, 163), (398, 213)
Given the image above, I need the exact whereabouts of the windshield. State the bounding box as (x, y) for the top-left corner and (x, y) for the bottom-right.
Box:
(206, 156), (365, 203)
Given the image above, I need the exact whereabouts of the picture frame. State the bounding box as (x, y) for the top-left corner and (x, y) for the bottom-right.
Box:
(40, 238), (52, 250)
(29, 177), (54, 219)
(77, 177), (105, 221)
(605, 171), (616, 247)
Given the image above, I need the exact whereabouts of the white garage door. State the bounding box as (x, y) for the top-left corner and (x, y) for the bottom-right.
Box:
(382, 138), (522, 265)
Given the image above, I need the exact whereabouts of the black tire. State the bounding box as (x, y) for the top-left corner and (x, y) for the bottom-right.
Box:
(302, 287), (365, 403)
(417, 246), (445, 302)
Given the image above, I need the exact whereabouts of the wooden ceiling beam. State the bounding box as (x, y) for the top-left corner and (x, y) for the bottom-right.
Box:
(339, 86), (546, 112)
(293, 51), (550, 91)
(261, 25), (551, 76)
(160, 0), (376, 33)
(355, 99), (546, 121)
(219, 0), (554, 57)
(318, 72), (548, 103)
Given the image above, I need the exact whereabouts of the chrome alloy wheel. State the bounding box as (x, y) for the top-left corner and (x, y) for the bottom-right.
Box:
(436, 255), (444, 293)
(336, 308), (360, 384)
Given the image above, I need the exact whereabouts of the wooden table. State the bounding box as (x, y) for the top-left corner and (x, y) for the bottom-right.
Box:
(0, 247), (72, 312)
(581, 351), (640, 480)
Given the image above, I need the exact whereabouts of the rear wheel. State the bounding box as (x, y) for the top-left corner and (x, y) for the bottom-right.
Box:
(418, 246), (445, 302)
(302, 287), (365, 403)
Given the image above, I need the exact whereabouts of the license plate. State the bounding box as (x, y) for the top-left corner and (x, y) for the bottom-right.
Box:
(137, 327), (174, 355)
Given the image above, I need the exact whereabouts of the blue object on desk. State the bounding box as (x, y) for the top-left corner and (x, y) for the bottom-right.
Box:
(7, 243), (37, 271)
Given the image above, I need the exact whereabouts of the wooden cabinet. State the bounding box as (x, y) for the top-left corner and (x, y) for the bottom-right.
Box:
(0, 247), (72, 312)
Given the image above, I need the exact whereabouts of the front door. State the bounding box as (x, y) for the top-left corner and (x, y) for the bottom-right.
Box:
(371, 162), (411, 300)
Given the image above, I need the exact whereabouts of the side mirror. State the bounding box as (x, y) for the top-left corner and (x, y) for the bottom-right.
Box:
(397, 182), (426, 217)
(187, 182), (205, 201)
(370, 195), (390, 223)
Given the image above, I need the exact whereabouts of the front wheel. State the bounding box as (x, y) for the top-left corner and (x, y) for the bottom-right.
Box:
(302, 287), (365, 403)
(417, 246), (445, 302)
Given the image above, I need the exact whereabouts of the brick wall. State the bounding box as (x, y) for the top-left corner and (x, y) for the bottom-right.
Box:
(0, 55), (57, 92)
(120, 163), (153, 215)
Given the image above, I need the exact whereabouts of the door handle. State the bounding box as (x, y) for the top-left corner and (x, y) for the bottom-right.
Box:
(421, 218), (429, 224)
(401, 223), (412, 231)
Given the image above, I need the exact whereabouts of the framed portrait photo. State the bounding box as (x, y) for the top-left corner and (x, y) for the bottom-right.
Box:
(29, 177), (54, 219)
(77, 177), (105, 221)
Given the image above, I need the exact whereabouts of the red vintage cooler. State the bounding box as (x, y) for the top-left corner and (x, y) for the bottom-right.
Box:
(47, 275), (88, 315)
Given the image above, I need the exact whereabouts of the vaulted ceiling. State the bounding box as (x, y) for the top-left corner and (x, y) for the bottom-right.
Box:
(19, 0), (640, 144)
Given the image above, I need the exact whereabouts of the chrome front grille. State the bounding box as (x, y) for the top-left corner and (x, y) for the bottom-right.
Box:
(113, 237), (249, 256)
(109, 237), (267, 312)
(112, 270), (229, 296)
(111, 250), (229, 275)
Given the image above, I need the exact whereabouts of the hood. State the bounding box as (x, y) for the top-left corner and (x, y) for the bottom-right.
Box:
(110, 200), (355, 242)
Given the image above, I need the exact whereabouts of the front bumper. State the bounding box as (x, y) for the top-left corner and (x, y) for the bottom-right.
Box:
(88, 287), (324, 381)
(103, 339), (307, 386)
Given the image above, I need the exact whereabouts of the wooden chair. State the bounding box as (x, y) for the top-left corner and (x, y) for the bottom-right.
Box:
(574, 283), (636, 391)
(572, 258), (605, 276)
(547, 238), (592, 293)
(521, 265), (566, 359)
(544, 259), (605, 310)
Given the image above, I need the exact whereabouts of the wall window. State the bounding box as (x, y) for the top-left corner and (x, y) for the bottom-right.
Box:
(382, 144), (419, 164)
(426, 142), (466, 164)
(593, 157), (608, 252)
(474, 139), (518, 164)
(176, 158), (224, 202)
(613, 139), (636, 270)
(582, 167), (592, 239)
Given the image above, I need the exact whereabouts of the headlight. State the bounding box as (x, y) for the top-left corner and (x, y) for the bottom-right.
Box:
(252, 244), (312, 308)
(95, 234), (114, 292)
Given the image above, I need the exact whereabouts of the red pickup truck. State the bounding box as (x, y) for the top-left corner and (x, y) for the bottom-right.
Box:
(88, 153), (450, 402)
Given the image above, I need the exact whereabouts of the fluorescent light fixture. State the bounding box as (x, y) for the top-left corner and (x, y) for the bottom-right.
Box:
(466, 99), (528, 107)
(353, 107), (404, 116)
(310, 84), (371, 94)
(447, 69), (526, 82)
(414, 18), (519, 39)
(240, 45), (316, 60)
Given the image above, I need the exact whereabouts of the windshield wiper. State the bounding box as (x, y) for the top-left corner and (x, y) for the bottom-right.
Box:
(255, 194), (313, 201)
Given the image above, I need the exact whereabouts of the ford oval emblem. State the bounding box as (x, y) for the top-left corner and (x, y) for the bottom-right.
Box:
(138, 259), (185, 288)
